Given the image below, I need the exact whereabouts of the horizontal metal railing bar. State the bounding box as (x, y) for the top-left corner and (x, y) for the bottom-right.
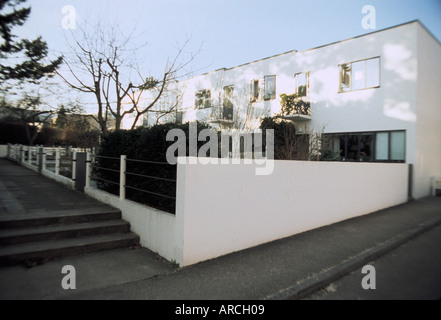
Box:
(91, 176), (120, 186)
(125, 185), (176, 200)
(126, 158), (173, 165)
(91, 165), (120, 174)
(125, 171), (176, 182)
(93, 155), (120, 160)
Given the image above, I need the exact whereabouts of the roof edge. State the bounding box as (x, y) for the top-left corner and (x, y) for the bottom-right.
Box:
(193, 20), (439, 79)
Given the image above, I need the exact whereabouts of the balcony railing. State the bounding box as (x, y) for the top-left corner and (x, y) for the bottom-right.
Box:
(209, 103), (234, 126)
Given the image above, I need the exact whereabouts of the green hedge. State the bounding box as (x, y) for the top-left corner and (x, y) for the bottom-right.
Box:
(94, 122), (212, 214)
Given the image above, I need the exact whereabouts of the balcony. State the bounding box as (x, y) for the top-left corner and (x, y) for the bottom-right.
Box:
(279, 94), (311, 121)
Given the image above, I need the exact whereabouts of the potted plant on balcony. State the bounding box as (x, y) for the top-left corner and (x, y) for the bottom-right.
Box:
(279, 93), (311, 117)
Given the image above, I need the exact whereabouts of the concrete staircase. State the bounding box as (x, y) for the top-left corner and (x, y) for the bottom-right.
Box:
(0, 207), (139, 266)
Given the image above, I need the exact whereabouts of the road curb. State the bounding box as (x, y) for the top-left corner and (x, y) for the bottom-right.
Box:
(266, 217), (441, 300)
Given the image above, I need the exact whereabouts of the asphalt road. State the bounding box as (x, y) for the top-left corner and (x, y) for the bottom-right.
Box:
(304, 225), (441, 300)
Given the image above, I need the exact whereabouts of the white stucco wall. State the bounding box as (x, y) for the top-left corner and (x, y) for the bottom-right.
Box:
(176, 158), (409, 266)
(414, 24), (441, 199)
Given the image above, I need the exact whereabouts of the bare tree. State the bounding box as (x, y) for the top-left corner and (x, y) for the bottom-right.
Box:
(57, 21), (198, 134)
(209, 85), (269, 132)
(231, 88), (270, 132)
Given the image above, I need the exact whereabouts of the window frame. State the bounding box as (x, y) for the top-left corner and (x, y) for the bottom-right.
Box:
(323, 130), (405, 163)
(223, 85), (234, 120)
(264, 75), (276, 101)
(250, 79), (260, 103)
(294, 71), (310, 97)
(338, 56), (381, 93)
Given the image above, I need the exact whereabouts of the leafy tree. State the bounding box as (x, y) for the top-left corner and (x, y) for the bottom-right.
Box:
(0, 0), (63, 144)
(0, 0), (62, 87)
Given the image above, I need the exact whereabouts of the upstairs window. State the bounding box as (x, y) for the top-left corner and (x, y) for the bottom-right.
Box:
(223, 85), (234, 107)
(339, 57), (380, 92)
(264, 75), (276, 100)
(250, 79), (259, 103)
(195, 89), (212, 109)
(157, 94), (169, 112)
(223, 85), (234, 120)
(294, 72), (310, 97)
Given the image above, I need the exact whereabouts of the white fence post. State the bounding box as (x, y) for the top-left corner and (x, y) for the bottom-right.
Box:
(20, 145), (24, 164)
(28, 146), (32, 165)
(42, 147), (46, 171)
(72, 151), (77, 182)
(55, 148), (60, 175)
(85, 152), (91, 188)
(35, 146), (39, 166)
(120, 155), (126, 200)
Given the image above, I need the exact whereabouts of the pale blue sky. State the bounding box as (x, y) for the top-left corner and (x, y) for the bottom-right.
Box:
(12, 0), (441, 107)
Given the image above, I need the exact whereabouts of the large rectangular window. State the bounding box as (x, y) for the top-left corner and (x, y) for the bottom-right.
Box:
(264, 75), (276, 100)
(339, 57), (380, 92)
(323, 130), (405, 162)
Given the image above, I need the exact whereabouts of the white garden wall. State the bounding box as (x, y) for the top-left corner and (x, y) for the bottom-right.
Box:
(176, 158), (409, 266)
(0, 145), (7, 158)
(6, 145), (410, 268)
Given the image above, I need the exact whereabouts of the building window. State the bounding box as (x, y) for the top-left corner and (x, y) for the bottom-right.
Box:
(250, 79), (259, 102)
(264, 75), (276, 100)
(323, 130), (405, 162)
(376, 131), (405, 161)
(223, 85), (234, 120)
(294, 72), (310, 97)
(339, 57), (380, 92)
(195, 89), (212, 109)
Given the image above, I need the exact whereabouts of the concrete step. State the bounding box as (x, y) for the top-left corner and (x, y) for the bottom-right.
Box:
(0, 220), (131, 245)
(0, 207), (122, 229)
(0, 232), (140, 266)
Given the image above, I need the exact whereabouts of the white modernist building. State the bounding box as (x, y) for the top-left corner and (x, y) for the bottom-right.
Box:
(127, 20), (441, 200)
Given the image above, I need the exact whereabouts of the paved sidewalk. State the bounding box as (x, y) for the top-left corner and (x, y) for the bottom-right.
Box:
(0, 158), (440, 299)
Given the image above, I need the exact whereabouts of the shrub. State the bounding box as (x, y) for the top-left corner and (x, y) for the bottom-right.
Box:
(260, 117), (299, 160)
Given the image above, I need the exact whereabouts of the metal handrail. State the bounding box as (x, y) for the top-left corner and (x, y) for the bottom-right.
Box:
(125, 185), (176, 200)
